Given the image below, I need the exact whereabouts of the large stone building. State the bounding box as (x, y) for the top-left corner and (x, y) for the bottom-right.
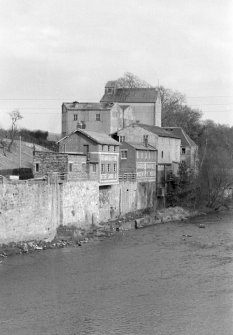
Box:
(58, 128), (120, 186)
(61, 102), (135, 137)
(100, 81), (161, 127)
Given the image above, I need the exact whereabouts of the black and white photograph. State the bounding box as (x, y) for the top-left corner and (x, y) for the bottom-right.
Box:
(0, 1), (233, 334)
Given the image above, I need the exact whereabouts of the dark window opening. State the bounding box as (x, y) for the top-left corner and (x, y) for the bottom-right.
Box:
(68, 163), (73, 172)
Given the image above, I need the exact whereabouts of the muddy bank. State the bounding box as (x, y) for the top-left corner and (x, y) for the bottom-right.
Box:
(0, 206), (215, 261)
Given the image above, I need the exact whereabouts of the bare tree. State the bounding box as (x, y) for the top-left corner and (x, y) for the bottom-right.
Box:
(8, 110), (23, 152)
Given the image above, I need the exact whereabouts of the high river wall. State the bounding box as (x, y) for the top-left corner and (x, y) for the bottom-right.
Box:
(0, 180), (156, 244)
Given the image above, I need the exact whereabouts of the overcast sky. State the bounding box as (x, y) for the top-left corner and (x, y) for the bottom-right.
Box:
(0, 0), (232, 133)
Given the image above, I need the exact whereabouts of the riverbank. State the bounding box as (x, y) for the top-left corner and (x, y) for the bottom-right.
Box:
(0, 206), (217, 261)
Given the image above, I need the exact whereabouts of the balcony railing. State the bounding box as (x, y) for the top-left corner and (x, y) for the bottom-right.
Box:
(119, 172), (137, 182)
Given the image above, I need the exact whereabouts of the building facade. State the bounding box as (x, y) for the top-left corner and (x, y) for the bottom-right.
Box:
(58, 129), (119, 186)
(61, 101), (136, 137)
(117, 123), (181, 166)
(163, 127), (198, 171)
(119, 142), (157, 183)
(100, 81), (162, 127)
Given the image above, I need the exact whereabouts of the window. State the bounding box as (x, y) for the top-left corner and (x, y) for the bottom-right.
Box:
(114, 146), (116, 152)
(119, 136), (125, 143)
(161, 151), (164, 158)
(136, 151), (139, 159)
(121, 150), (127, 159)
(96, 114), (100, 121)
(74, 114), (78, 121)
(143, 135), (148, 147)
(108, 145), (110, 152)
(113, 163), (117, 172)
(101, 164), (105, 174)
(92, 164), (96, 172)
(106, 88), (113, 94)
(68, 162), (73, 172)
(182, 148), (186, 154)
(35, 163), (40, 172)
(102, 145), (104, 151)
(107, 164), (111, 172)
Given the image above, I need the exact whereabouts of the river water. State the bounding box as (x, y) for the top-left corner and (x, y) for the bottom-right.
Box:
(0, 211), (233, 335)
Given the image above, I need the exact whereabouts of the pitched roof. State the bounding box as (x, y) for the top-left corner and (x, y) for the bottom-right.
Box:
(100, 87), (159, 103)
(59, 129), (119, 146)
(63, 102), (113, 110)
(136, 124), (181, 139)
(125, 142), (157, 151)
(163, 127), (197, 147)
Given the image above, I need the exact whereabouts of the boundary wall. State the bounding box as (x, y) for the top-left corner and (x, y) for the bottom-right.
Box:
(0, 179), (156, 244)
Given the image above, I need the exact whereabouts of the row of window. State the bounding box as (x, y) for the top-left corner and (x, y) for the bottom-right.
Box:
(120, 150), (156, 160)
(101, 163), (117, 174)
(136, 151), (156, 159)
(119, 135), (149, 144)
(73, 114), (101, 121)
(102, 145), (117, 152)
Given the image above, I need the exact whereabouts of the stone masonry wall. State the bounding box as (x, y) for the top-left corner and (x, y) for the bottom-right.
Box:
(33, 151), (68, 178)
(99, 181), (156, 222)
(62, 181), (99, 228)
(0, 181), (60, 243)
(0, 178), (155, 243)
(0, 180), (99, 244)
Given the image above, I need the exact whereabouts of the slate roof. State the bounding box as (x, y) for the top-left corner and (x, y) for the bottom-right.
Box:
(100, 88), (159, 103)
(163, 127), (197, 147)
(63, 102), (113, 110)
(59, 129), (119, 146)
(125, 142), (157, 151)
(136, 124), (181, 139)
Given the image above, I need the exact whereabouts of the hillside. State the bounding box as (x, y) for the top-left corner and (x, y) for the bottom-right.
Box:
(0, 140), (50, 170)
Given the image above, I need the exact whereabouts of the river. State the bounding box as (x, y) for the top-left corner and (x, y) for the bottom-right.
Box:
(0, 210), (233, 335)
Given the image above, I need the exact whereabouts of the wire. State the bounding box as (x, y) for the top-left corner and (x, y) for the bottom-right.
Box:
(0, 96), (233, 100)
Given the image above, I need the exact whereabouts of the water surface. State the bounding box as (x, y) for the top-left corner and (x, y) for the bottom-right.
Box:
(0, 211), (233, 334)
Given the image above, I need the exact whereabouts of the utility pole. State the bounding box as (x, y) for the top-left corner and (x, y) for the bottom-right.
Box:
(19, 136), (21, 170)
